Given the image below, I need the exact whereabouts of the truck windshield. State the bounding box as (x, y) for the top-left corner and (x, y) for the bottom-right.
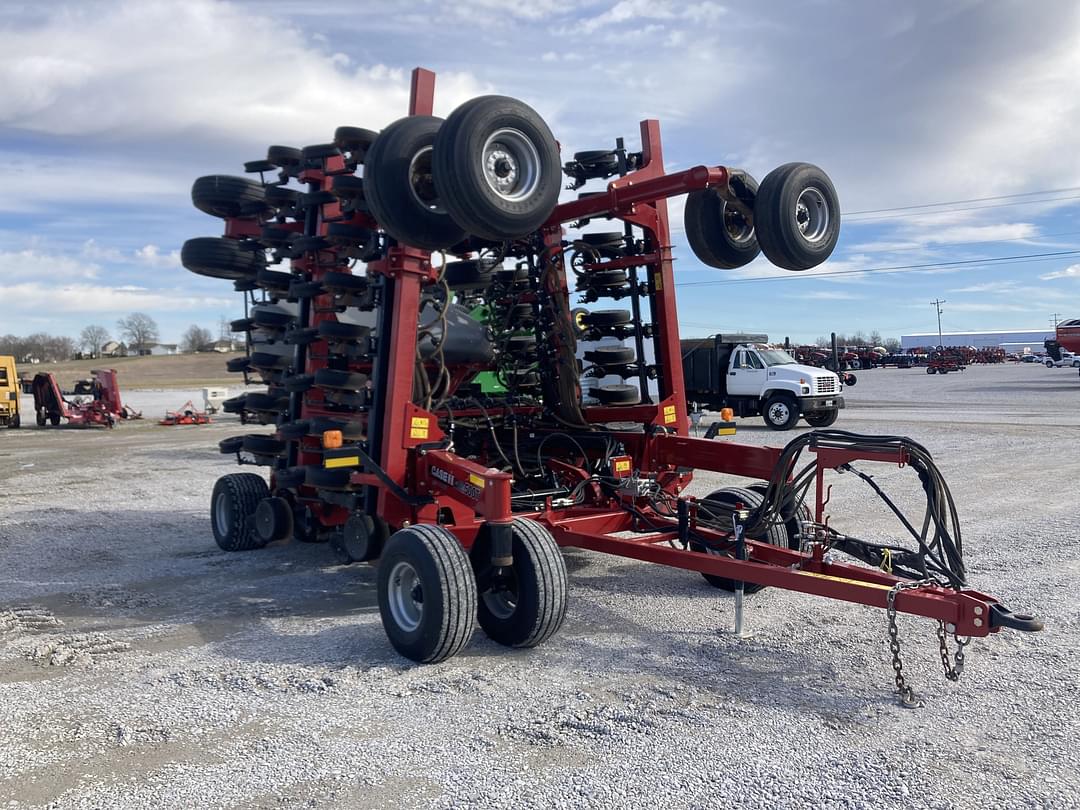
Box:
(758, 349), (797, 366)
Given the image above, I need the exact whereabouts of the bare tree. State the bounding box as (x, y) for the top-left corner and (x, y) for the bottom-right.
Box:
(180, 324), (214, 353)
(79, 325), (110, 358)
(117, 312), (160, 354)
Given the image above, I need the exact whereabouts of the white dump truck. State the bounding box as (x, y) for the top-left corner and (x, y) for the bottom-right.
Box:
(681, 334), (845, 430)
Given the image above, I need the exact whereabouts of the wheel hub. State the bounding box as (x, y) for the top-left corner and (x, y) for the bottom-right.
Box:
(388, 560), (424, 632)
(770, 402), (790, 422)
(795, 187), (829, 243)
(408, 146), (445, 213)
(482, 128), (540, 202)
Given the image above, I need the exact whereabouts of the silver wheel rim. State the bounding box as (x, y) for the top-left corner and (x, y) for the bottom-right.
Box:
(769, 402), (791, 424)
(481, 128), (540, 202)
(795, 187), (829, 243)
(407, 146), (445, 213)
(387, 560), (423, 633)
(482, 579), (518, 620)
(213, 492), (230, 535)
(721, 201), (754, 245)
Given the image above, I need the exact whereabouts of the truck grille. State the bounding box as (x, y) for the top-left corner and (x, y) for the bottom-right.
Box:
(815, 376), (837, 395)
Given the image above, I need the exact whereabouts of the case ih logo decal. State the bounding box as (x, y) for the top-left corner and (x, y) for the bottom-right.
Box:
(431, 466), (482, 501)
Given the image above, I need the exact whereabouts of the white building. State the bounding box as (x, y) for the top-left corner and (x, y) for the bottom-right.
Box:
(901, 329), (1053, 353)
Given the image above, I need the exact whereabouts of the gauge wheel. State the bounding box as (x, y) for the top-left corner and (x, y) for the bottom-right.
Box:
(754, 163), (840, 271)
(377, 525), (477, 663)
(433, 95), (561, 240)
(364, 116), (467, 250)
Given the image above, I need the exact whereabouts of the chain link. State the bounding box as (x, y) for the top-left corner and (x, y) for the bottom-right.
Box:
(886, 581), (926, 708)
(936, 621), (971, 682)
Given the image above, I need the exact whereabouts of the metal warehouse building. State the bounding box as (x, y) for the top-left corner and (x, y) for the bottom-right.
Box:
(901, 329), (1054, 353)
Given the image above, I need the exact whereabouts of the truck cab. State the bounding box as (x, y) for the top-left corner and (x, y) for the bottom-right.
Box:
(0, 356), (21, 428)
(682, 334), (845, 430)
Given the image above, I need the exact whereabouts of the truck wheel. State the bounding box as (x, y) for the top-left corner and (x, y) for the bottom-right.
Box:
(926, 367), (936, 374)
(377, 525), (477, 663)
(363, 116), (466, 250)
(754, 163), (840, 271)
(762, 392), (799, 430)
(211, 473), (270, 551)
(692, 487), (791, 593)
(49, 413), (61, 426)
(433, 95), (561, 240)
(36, 410), (46, 427)
(684, 174), (760, 269)
(471, 518), (568, 648)
(8, 413), (19, 429)
(804, 410), (838, 427)
(1045, 360), (1054, 368)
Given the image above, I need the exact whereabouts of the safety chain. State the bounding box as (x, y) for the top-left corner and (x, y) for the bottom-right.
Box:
(886, 581), (927, 708)
(936, 621), (971, 682)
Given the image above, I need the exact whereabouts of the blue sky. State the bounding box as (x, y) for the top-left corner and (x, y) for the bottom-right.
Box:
(2, 0), (1079, 345)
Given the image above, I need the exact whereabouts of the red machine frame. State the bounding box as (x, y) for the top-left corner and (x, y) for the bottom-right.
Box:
(227, 68), (1035, 641)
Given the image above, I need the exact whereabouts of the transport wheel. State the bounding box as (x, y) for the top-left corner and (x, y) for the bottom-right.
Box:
(743, 482), (810, 550)
(364, 116), (466, 250)
(191, 175), (268, 219)
(181, 237), (265, 281)
(804, 410), (838, 427)
(753, 163), (840, 271)
(377, 525), (477, 663)
(433, 95), (561, 240)
(684, 174), (760, 269)
(254, 496), (293, 544)
(692, 487), (790, 593)
(471, 518), (568, 648)
(762, 392), (800, 430)
(210, 473), (270, 552)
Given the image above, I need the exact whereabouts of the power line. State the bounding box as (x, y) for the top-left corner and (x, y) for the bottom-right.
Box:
(842, 186), (1080, 216)
(674, 249), (1080, 288)
(843, 194), (1080, 223)
(845, 229), (1080, 255)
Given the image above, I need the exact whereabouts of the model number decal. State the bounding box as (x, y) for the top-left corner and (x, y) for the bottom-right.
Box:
(431, 466), (482, 501)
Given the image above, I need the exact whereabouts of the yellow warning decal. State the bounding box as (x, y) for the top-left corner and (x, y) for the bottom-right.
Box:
(663, 404), (677, 424)
(410, 415), (430, 439)
(716, 427), (736, 435)
(654, 272), (663, 291)
(798, 570), (892, 590)
(411, 416), (429, 428)
(468, 473), (485, 488)
(614, 459), (631, 473)
(324, 456), (360, 469)
(410, 427), (428, 439)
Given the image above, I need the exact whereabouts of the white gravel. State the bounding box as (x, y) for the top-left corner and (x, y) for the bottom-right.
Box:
(0, 363), (1077, 809)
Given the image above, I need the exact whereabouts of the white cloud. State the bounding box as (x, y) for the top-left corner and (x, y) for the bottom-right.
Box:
(949, 280), (1022, 294)
(0, 2), (489, 144)
(1040, 263), (1080, 280)
(795, 291), (865, 301)
(0, 281), (231, 314)
(133, 244), (182, 270)
(0, 248), (100, 282)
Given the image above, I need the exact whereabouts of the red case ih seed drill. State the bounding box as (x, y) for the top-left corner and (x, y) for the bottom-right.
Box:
(184, 68), (1039, 701)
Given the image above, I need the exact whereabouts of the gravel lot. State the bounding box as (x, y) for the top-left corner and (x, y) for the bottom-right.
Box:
(1, 364), (1077, 809)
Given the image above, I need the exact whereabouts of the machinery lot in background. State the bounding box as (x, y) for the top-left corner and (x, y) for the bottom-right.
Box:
(0, 364), (1075, 807)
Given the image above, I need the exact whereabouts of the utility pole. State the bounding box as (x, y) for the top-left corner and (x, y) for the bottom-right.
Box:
(931, 299), (946, 348)
(1050, 313), (1061, 331)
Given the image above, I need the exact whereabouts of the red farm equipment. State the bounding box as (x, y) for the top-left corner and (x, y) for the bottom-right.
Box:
(160, 400), (212, 426)
(31, 368), (140, 428)
(183, 68), (1039, 702)
(925, 347), (968, 374)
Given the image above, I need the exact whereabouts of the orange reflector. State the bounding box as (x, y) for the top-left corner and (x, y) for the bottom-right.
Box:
(322, 429), (343, 449)
(720, 407), (734, 421)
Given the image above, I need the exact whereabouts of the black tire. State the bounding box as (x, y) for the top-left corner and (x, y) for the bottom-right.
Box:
(804, 410), (839, 428)
(267, 145), (302, 167)
(181, 237), (265, 280)
(254, 497), (293, 543)
(364, 116), (466, 250)
(281, 374), (314, 393)
(242, 434), (286, 456)
(762, 392), (800, 430)
(433, 95), (561, 240)
(218, 435), (245, 454)
(743, 481), (810, 550)
(320, 271), (368, 292)
(49, 414), (61, 427)
(9, 413), (20, 429)
(191, 175), (268, 219)
(591, 384), (640, 405)
(584, 346), (636, 366)
(256, 268), (294, 292)
(305, 466), (356, 490)
(248, 352), (290, 371)
(377, 525), (477, 663)
(318, 320), (370, 340)
(471, 518), (568, 648)
(330, 175), (365, 199)
(579, 269), (628, 288)
(581, 309), (631, 327)
(309, 416), (366, 439)
(278, 420), (310, 440)
(210, 473), (270, 552)
(226, 357), (251, 373)
(244, 391), (287, 412)
(443, 260), (494, 291)
(35, 411), (46, 427)
(753, 163), (840, 271)
(334, 513), (389, 564)
(927, 367), (936, 375)
(693, 487), (790, 593)
(314, 368), (367, 391)
(251, 309), (293, 328)
(684, 174), (760, 269)
(334, 126), (378, 153)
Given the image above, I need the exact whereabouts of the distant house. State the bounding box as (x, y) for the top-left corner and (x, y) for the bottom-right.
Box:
(101, 341), (127, 357)
(138, 343), (178, 356)
(208, 339), (237, 353)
